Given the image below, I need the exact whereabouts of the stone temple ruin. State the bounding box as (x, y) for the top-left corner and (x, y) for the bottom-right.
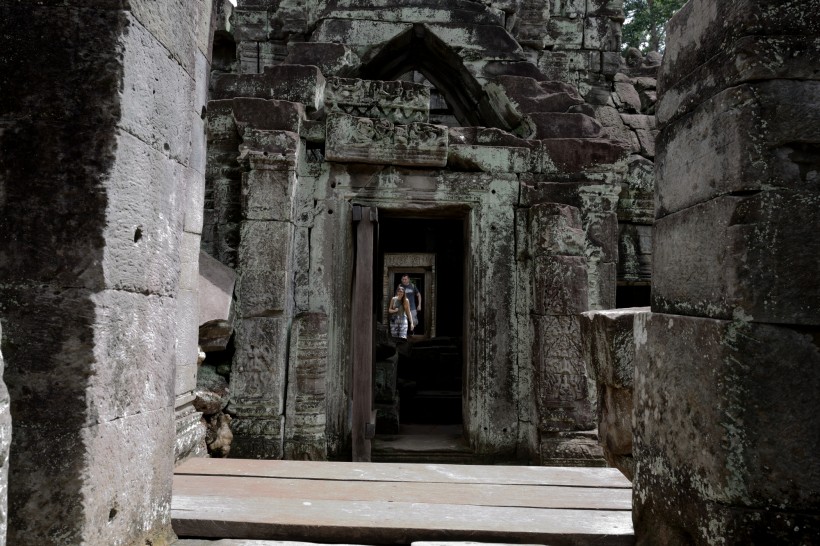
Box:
(0, 0), (817, 544)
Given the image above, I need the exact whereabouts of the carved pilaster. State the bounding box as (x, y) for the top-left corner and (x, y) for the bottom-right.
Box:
(284, 313), (329, 461)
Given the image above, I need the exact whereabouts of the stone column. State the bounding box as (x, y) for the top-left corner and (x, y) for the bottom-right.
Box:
(634, 1), (820, 542)
(0, 1), (212, 543)
(229, 129), (300, 458)
(530, 203), (599, 465)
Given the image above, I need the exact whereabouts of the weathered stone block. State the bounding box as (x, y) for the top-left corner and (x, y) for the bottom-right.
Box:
(283, 42), (361, 77)
(231, 316), (289, 417)
(597, 385), (633, 464)
(583, 16), (619, 51)
(104, 131), (184, 296)
(488, 76), (583, 118)
(211, 65), (326, 112)
(584, 211), (618, 262)
(529, 112), (605, 139)
(231, 98), (305, 135)
(375, 400), (400, 434)
(174, 400), (207, 463)
(312, 18), (413, 57)
(532, 255), (589, 315)
(237, 220), (294, 316)
(657, 80), (820, 216)
(545, 16), (584, 48)
(658, 35), (820, 125)
(199, 319), (233, 353)
(8, 406), (175, 545)
(540, 430), (606, 467)
(174, 287), (200, 395)
(121, 13), (195, 164)
(541, 138), (628, 173)
(581, 307), (649, 388)
(447, 144), (530, 173)
(425, 22), (523, 57)
(325, 113), (448, 167)
(617, 156), (654, 224)
(533, 315), (595, 432)
(652, 191), (820, 325)
(529, 203), (585, 257)
(588, 259), (616, 311)
(207, 100), (239, 141)
(660, 0), (820, 94)
(633, 313), (820, 519)
(194, 365), (229, 416)
(242, 167), (298, 221)
(1, 287), (175, 428)
(375, 356), (398, 403)
(231, 8), (271, 42)
(229, 415), (284, 459)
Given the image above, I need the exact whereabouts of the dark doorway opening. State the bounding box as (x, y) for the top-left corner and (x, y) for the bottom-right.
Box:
(373, 213), (471, 462)
(616, 283), (651, 308)
(378, 215), (464, 426)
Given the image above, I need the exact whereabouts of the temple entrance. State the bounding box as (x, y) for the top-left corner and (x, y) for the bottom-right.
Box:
(373, 213), (471, 462)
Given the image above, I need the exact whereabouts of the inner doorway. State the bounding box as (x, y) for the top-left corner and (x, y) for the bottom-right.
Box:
(373, 213), (470, 462)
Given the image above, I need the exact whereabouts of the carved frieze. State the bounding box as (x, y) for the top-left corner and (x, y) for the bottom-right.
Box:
(325, 113), (448, 167)
(325, 77), (430, 124)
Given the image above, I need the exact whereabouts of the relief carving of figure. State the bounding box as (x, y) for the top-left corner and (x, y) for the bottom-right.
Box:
(351, 117), (376, 144)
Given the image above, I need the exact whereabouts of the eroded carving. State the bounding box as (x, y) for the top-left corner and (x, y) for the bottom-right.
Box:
(325, 77), (430, 124)
(325, 113), (448, 167)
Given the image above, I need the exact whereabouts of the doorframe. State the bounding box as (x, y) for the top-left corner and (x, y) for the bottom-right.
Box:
(382, 253), (436, 339)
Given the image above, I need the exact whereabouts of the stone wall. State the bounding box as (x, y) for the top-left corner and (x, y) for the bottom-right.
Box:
(0, 1), (214, 543)
(632, 1), (820, 543)
(203, 0), (632, 464)
(0, 322), (9, 546)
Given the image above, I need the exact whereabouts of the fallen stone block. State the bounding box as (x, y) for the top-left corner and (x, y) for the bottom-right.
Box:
(198, 319), (233, 352)
(652, 190), (820, 325)
(198, 250), (236, 324)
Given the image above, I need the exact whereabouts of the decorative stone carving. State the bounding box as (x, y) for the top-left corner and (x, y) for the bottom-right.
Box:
(325, 113), (448, 167)
(325, 77), (430, 123)
(284, 313), (329, 461)
(533, 315), (595, 432)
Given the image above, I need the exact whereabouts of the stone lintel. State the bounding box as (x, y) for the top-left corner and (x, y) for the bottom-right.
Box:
(325, 113), (448, 167)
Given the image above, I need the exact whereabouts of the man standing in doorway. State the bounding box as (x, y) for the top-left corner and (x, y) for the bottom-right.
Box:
(401, 274), (421, 335)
